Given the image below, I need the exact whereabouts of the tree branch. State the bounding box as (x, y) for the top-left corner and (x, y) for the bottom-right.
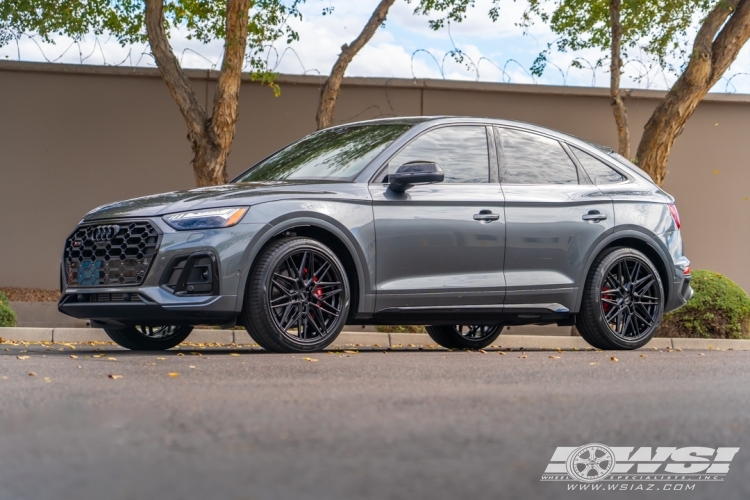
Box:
(144, 0), (207, 148)
(208, 0), (252, 184)
(710, 0), (750, 84)
(316, 0), (397, 130)
(609, 0), (629, 158)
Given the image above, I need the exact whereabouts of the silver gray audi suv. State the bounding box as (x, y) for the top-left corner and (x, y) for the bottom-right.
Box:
(59, 117), (692, 352)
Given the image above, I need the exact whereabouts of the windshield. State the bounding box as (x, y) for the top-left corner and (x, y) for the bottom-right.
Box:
(235, 124), (411, 182)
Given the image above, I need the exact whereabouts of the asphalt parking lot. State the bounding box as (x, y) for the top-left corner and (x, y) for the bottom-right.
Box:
(1, 343), (749, 500)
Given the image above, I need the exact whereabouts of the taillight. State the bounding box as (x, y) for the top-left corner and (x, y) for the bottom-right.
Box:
(668, 204), (681, 230)
(684, 266), (690, 275)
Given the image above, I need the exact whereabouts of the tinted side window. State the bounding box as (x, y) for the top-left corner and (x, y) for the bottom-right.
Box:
(496, 128), (579, 185)
(572, 146), (625, 184)
(389, 126), (489, 183)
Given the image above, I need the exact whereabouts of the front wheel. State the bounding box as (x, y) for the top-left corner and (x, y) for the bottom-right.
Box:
(242, 237), (350, 353)
(426, 325), (503, 350)
(577, 247), (664, 350)
(103, 325), (194, 350)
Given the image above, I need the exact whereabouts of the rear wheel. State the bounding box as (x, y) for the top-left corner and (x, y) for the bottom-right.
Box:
(103, 325), (194, 350)
(577, 247), (664, 350)
(242, 237), (350, 353)
(426, 325), (503, 350)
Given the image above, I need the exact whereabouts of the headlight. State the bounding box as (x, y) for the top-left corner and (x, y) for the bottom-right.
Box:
(162, 207), (248, 231)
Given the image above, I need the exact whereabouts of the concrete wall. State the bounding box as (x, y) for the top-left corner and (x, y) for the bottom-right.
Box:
(1, 61), (748, 291)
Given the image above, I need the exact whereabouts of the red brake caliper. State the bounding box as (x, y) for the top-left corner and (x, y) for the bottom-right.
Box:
(601, 287), (611, 313)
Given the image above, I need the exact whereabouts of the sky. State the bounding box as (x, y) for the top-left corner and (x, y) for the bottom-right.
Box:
(3, 0), (750, 93)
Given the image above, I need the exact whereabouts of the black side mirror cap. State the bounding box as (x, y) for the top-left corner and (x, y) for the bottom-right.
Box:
(387, 162), (444, 192)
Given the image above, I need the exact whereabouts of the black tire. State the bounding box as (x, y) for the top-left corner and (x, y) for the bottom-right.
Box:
(103, 325), (194, 350)
(577, 247), (664, 350)
(425, 325), (503, 350)
(242, 237), (350, 353)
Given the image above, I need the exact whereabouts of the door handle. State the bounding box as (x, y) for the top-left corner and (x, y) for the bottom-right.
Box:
(473, 210), (500, 222)
(582, 210), (608, 222)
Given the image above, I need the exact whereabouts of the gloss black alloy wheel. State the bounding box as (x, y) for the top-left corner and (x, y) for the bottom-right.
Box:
(243, 237), (350, 353)
(577, 247), (664, 350)
(103, 325), (194, 350)
(426, 324), (503, 350)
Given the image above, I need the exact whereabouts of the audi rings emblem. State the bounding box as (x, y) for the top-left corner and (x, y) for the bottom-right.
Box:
(92, 225), (121, 242)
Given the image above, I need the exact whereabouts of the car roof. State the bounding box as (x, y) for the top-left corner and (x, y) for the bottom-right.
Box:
(341, 116), (602, 148)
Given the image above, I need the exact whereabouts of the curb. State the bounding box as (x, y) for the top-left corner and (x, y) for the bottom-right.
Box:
(0, 327), (747, 351)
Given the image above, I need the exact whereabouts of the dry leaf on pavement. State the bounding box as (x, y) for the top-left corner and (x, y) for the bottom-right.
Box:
(229, 353), (240, 357)
(303, 357), (318, 362)
(70, 355), (78, 359)
(108, 374), (123, 379)
(549, 355), (561, 359)
(28, 372), (36, 376)
(610, 357), (618, 362)
(168, 372), (179, 378)
(17, 356), (29, 360)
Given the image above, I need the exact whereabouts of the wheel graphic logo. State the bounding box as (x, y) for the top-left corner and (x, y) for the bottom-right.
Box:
(566, 444), (616, 482)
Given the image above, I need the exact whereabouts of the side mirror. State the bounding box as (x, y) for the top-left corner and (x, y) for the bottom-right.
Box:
(388, 162), (444, 193)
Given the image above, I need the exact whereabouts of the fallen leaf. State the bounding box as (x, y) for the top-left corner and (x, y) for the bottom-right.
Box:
(190, 352), (202, 356)
(157, 357), (165, 360)
(479, 349), (487, 354)
(610, 357), (618, 362)
(498, 352), (505, 356)
(229, 353), (241, 357)
(70, 355), (78, 359)
(16, 356), (29, 360)
(557, 348), (562, 353)
(639, 354), (647, 358)
(699, 353), (706, 356)
(168, 372), (179, 378)
(519, 355), (528, 359)
(108, 374), (123, 379)
(708, 345), (714, 350)
(189, 366), (196, 369)
(302, 357), (318, 362)
(549, 355), (561, 359)
(343, 350), (359, 354)
(44, 377), (51, 383)
(176, 353), (185, 356)
(714, 169), (720, 175)
(28, 372), (36, 376)
(107, 357), (117, 361)
(589, 362), (597, 365)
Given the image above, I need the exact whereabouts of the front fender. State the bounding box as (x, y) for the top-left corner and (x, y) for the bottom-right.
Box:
(233, 200), (375, 314)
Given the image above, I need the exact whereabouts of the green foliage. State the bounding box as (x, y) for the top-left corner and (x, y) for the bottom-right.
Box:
(523, 0), (712, 78)
(0, 0), (303, 81)
(0, 301), (16, 328)
(659, 270), (750, 339)
(375, 325), (427, 334)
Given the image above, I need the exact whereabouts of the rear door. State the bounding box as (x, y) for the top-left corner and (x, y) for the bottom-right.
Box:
(370, 125), (506, 311)
(496, 127), (614, 313)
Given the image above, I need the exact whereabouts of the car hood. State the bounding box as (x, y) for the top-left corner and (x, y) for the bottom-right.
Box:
(83, 181), (353, 221)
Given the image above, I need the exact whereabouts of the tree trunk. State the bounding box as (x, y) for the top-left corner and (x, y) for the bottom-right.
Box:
(315, 0), (396, 130)
(609, 0), (629, 159)
(144, 0), (250, 186)
(637, 0), (750, 186)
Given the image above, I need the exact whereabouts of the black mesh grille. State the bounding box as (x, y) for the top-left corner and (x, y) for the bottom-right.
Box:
(64, 221), (160, 287)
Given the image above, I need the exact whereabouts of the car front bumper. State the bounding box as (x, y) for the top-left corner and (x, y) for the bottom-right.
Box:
(58, 218), (266, 327)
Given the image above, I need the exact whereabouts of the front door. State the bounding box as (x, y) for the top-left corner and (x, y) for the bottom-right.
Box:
(370, 125), (506, 311)
(495, 127), (614, 312)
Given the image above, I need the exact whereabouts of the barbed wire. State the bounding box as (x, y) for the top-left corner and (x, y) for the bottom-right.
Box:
(4, 32), (750, 94)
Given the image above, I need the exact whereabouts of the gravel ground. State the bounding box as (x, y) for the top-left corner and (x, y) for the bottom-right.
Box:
(0, 343), (748, 500)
